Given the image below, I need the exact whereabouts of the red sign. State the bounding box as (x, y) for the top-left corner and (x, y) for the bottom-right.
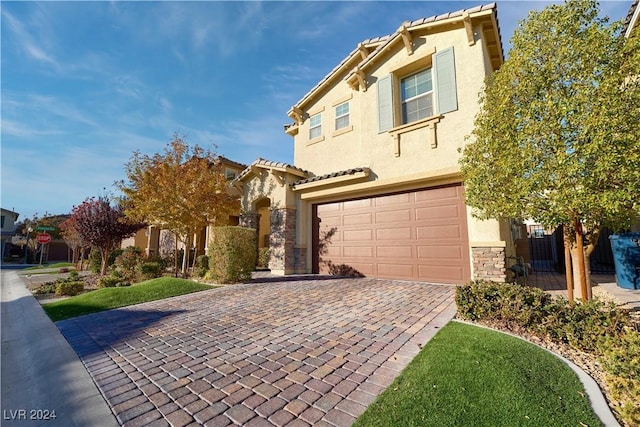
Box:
(36, 233), (52, 244)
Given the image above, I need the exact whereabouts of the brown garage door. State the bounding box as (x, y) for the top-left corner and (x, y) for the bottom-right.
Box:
(313, 184), (470, 284)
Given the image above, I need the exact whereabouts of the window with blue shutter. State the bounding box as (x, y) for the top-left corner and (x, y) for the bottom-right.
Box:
(433, 46), (458, 115)
(377, 74), (394, 132)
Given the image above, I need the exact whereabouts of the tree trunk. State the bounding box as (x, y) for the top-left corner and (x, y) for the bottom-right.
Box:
(181, 234), (191, 278)
(564, 231), (574, 301)
(571, 217), (590, 300)
(174, 234), (179, 278)
(100, 249), (109, 276)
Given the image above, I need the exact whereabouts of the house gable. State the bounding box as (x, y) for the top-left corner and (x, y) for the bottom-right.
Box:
(286, 3), (504, 182)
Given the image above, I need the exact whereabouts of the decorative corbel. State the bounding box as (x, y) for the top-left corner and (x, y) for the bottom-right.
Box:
(393, 133), (401, 157)
(290, 107), (304, 125)
(347, 67), (367, 92)
(463, 12), (475, 46)
(357, 42), (369, 61)
(354, 67), (366, 92)
(429, 121), (438, 149)
(271, 170), (286, 187)
(398, 23), (413, 55)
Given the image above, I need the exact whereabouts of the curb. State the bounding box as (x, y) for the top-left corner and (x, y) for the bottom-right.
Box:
(452, 319), (620, 427)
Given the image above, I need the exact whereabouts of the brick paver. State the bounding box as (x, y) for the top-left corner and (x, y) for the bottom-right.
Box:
(57, 277), (456, 426)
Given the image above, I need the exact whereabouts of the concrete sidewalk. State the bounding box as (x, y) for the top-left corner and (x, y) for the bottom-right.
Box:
(1, 270), (118, 427)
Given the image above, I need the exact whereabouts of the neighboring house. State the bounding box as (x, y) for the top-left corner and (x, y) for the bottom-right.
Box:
(624, 0), (639, 38)
(236, 3), (513, 284)
(1, 208), (19, 260)
(122, 156), (247, 258)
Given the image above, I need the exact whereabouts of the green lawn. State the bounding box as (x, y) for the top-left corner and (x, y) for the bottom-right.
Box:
(353, 321), (602, 427)
(43, 277), (213, 321)
(22, 262), (74, 271)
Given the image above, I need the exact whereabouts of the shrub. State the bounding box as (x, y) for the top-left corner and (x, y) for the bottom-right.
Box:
(97, 271), (130, 288)
(257, 248), (270, 269)
(455, 280), (638, 427)
(114, 247), (143, 281)
(55, 281), (84, 296)
(89, 248), (122, 274)
(194, 255), (209, 278)
(33, 282), (57, 295)
(140, 262), (162, 279)
(599, 327), (640, 425)
(207, 227), (256, 283)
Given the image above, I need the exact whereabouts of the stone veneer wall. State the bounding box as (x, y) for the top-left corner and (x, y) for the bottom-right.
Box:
(239, 212), (259, 230)
(472, 246), (507, 282)
(269, 208), (296, 273)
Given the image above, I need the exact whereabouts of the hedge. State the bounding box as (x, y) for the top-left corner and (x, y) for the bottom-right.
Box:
(206, 226), (257, 283)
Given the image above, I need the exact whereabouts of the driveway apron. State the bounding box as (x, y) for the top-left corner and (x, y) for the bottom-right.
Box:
(57, 277), (456, 426)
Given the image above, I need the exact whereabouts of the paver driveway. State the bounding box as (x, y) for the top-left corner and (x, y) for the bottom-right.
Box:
(57, 277), (456, 426)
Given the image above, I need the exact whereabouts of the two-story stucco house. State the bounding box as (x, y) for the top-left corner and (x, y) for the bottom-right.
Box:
(236, 3), (513, 284)
(1, 208), (20, 260)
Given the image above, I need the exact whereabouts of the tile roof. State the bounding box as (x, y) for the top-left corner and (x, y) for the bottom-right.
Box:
(624, 0), (639, 37)
(235, 157), (310, 182)
(216, 156), (247, 170)
(293, 167), (368, 186)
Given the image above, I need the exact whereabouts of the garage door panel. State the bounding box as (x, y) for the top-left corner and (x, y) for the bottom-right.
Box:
(343, 199), (372, 209)
(377, 245), (413, 258)
(414, 185), (460, 202)
(317, 203), (342, 214)
(416, 225), (463, 239)
(377, 263), (415, 278)
(418, 265), (465, 281)
(343, 246), (374, 257)
(343, 212), (372, 225)
(319, 215), (342, 227)
(417, 245), (464, 259)
(314, 184), (470, 284)
(325, 246), (342, 257)
(376, 209), (411, 223)
(343, 229), (373, 241)
(377, 227), (412, 240)
(375, 193), (411, 206)
(415, 205), (461, 220)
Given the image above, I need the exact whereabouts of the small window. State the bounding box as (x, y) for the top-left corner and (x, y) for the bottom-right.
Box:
(401, 68), (433, 124)
(335, 102), (350, 130)
(0, 216), (4, 228)
(225, 169), (237, 181)
(309, 113), (322, 139)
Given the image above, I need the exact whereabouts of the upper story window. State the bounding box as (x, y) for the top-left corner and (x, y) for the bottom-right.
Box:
(401, 69), (433, 124)
(335, 102), (350, 130)
(225, 168), (237, 181)
(309, 113), (322, 139)
(377, 46), (457, 133)
(0, 216), (4, 228)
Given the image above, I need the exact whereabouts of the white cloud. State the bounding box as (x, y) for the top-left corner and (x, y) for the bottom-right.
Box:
(1, 8), (60, 68)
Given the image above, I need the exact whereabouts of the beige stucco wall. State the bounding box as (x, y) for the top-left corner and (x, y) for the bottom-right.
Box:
(293, 23), (489, 181)
(241, 171), (298, 212)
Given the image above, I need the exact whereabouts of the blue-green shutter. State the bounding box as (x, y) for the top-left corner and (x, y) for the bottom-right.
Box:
(434, 47), (458, 114)
(377, 74), (394, 132)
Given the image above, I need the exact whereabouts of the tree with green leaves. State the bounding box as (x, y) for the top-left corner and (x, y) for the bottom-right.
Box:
(118, 134), (239, 277)
(460, 0), (640, 300)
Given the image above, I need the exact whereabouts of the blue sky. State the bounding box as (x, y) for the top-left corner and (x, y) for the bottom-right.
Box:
(1, 1), (633, 222)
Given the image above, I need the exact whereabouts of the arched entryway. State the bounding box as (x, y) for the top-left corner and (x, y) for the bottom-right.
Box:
(255, 198), (271, 250)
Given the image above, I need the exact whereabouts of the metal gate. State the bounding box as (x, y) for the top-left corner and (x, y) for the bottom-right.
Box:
(527, 225), (615, 274)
